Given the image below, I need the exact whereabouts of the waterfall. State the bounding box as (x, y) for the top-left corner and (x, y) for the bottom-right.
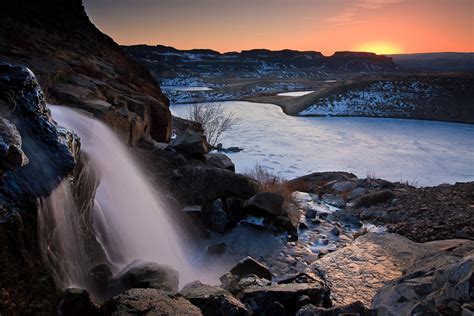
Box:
(39, 105), (198, 292)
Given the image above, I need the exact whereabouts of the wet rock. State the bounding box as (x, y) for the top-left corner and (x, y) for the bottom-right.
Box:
(372, 253), (474, 315)
(101, 288), (202, 316)
(169, 128), (210, 155)
(296, 301), (372, 316)
(240, 282), (331, 315)
(89, 264), (113, 294)
(210, 199), (230, 233)
(0, 118), (29, 179)
(204, 153), (235, 172)
(181, 281), (249, 316)
(58, 288), (100, 316)
(352, 189), (395, 208)
(207, 242), (227, 255)
(244, 192), (285, 216)
(115, 260), (179, 294)
(226, 256), (272, 281)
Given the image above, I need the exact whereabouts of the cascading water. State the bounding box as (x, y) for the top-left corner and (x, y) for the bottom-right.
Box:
(39, 105), (199, 293)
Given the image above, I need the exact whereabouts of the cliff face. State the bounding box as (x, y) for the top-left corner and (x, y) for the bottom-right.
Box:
(0, 0), (171, 144)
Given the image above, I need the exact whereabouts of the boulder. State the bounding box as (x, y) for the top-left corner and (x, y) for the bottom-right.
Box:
(88, 264), (113, 294)
(174, 166), (259, 208)
(225, 256), (272, 281)
(372, 253), (474, 315)
(210, 199), (230, 233)
(288, 172), (357, 193)
(114, 260), (179, 294)
(169, 128), (210, 155)
(181, 281), (249, 316)
(311, 233), (441, 307)
(321, 194), (345, 208)
(296, 301), (372, 316)
(243, 192), (285, 216)
(352, 189), (395, 208)
(330, 180), (357, 193)
(240, 283), (331, 315)
(58, 288), (101, 316)
(204, 153), (235, 172)
(101, 288), (202, 316)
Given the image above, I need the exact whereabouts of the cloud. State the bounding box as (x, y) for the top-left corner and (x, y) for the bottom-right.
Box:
(327, 0), (406, 25)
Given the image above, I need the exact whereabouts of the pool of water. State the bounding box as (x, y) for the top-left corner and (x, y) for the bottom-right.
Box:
(277, 90), (314, 97)
(171, 101), (474, 186)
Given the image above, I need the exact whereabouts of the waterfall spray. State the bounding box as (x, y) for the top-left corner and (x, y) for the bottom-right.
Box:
(39, 105), (198, 293)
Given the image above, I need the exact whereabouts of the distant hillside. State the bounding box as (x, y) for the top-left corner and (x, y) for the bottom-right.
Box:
(122, 45), (399, 81)
(389, 52), (474, 71)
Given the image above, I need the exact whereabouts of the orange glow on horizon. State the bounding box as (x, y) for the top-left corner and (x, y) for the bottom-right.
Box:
(354, 42), (404, 55)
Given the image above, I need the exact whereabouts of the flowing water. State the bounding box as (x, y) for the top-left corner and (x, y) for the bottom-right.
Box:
(172, 101), (474, 186)
(40, 105), (201, 291)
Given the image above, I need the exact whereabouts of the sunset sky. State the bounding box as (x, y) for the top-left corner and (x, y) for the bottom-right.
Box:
(83, 0), (473, 55)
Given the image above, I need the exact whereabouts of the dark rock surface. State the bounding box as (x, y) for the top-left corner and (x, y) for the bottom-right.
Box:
(226, 256), (273, 281)
(0, 0), (171, 144)
(58, 288), (101, 316)
(372, 251), (474, 315)
(0, 63), (79, 315)
(296, 301), (372, 316)
(114, 260), (180, 295)
(244, 192), (285, 216)
(101, 288), (202, 316)
(181, 281), (250, 316)
(240, 282), (331, 315)
(352, 182), (474, 242)
(170, 128), (210, 155)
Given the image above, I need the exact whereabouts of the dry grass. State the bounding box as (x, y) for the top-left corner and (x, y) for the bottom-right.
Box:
(245, 163), (293, 201)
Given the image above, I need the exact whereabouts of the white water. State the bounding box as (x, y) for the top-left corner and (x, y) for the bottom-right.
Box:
(277, 90), (314, 97)
(172, 101), (474, 186)
(42, 105), (199, 290)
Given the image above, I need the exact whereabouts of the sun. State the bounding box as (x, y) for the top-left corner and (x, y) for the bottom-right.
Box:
(355, 42), (403, 55)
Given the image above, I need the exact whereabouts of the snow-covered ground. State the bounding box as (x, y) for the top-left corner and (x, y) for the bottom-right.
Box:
(171, 101), (474, 186)
(300, 81), (436, 116)
(162, 86), (213, 91)
(277, 90), (314, 97)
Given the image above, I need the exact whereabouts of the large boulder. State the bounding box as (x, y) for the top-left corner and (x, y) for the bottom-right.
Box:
(101, 288), (202, 316)
(204, 153), (235, 172)
(174, 166), (259, 209)
(243, 192), (285, 216)
(311, 233), (441, 307)
(169, 128), (210, 155)
(226, 256), (272, 281)
(114, 260), (179, 294)
(372, 253), (474, 315)
(288, 172), (357, 193)
(57, 288), (101, 316)
(181, 281), (250, 316)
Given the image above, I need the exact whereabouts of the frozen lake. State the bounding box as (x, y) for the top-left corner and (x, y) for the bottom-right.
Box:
(171, 101), (474, 186)
(277, 90), (314, 97)
(162, 86), (213, 91)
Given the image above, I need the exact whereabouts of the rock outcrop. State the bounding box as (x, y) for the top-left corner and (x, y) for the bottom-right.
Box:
(0, 0), (171, 145)
(0, 63), (84, 314)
